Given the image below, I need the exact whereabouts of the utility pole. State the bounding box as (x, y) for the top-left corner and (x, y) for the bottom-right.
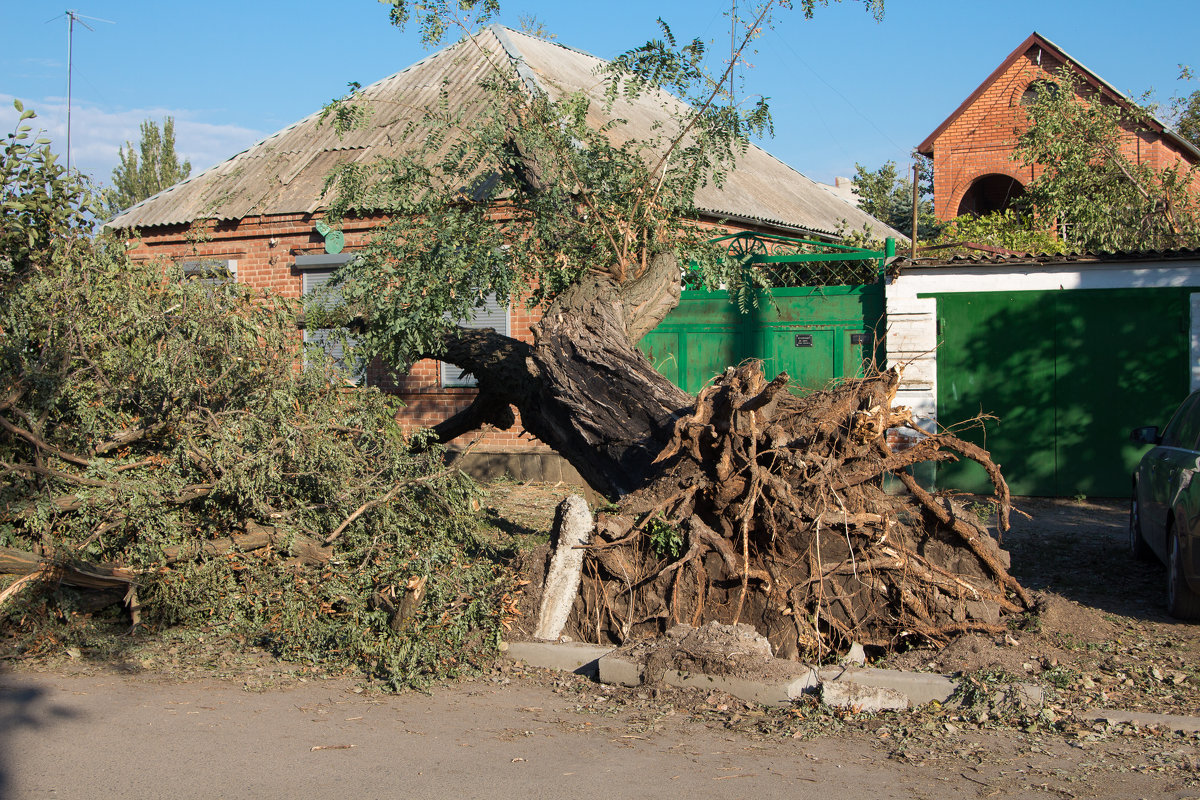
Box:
(58, 9), (113, 173)
(911, 162), (920, 258)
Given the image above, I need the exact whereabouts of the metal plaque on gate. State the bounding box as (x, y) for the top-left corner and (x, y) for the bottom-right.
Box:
(850, 333), (870, 346)
(794, 334), (813, 347)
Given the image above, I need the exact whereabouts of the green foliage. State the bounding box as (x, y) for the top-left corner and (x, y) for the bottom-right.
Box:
(0, 127), (516, 687)
(101, 117), (191, 218)
(1176, 89), (1200, 149)
(322, 1), (886, 369)
(645, 515), (684, 559)
(1168, 65), (1199, 149)
(852, 155), (943, 241)
(382, 0), (884, 46)
(935, 209), (1064, 254)
(946, 669), (1059, 730)
(1014, 66), (1200, 251)
(1, 101), (96, 272)
(319, 82), (372, 136)
(516, 14), (555, 40)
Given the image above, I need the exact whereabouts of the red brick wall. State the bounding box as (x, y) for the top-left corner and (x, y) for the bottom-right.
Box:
(121, 214), (790, 453)
(927, 48), (1199, 221)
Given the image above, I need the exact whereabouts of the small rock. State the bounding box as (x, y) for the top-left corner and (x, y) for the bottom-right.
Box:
(840, 642), (867, 667)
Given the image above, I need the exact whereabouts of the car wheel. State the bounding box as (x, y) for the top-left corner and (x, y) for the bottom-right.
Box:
(1129, 494), (1153, 561)
(1167, 526), (1200, 620)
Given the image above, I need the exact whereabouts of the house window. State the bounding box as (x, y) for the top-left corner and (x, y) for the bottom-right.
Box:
(298, 253), (361, 385)
(179, 258), (237, 286)
(1020, 80), (1059, 107)
(441, 295), (510, 388)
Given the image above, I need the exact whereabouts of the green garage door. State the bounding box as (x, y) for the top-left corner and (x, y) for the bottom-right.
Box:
(930, 288), (1191, 497)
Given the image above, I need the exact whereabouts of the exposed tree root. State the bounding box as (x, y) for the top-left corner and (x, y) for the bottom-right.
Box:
(567, 362), (1028, 661)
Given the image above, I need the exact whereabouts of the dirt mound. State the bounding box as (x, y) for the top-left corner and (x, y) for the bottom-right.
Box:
(613, 622), (809, 684)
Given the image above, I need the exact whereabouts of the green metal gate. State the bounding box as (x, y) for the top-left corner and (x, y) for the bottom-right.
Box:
(931, 287), (1191, 497)
(640, 233), (893, 395)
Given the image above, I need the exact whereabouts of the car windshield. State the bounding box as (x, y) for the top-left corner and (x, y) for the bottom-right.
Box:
(1161, 392), (1200, 449)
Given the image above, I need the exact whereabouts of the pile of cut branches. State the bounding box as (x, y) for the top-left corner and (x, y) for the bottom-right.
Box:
(571, 363), (1030, 661)
(0, 237), (513, 688)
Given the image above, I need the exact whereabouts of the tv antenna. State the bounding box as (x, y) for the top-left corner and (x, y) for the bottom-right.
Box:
(49, 10), (114, 173)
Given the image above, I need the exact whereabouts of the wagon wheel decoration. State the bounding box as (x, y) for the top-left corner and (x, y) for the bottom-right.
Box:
(726, 234), (769, 263)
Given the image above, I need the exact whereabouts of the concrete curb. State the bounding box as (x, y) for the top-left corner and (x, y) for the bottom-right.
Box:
(502, 641), (614, 677)
(817, 665), (958, 706)
(595, 651), (818, 707)
(1083, 708), (1200, 734)
(503, 640), (978, 710)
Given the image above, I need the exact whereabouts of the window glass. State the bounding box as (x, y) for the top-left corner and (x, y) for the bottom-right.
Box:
(1161, 393), (1200, 449)
(179, 259), (236, 287)
(441, 295), (509, 388)
(1020, 80), (1059, 107)
(303, 269), (361, 385)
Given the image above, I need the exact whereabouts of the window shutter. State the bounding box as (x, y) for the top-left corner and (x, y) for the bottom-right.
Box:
(303, 270), (359, 383)
(441, 295), (510, 387)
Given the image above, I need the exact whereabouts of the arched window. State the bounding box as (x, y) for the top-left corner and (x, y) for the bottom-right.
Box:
(957, 174), (1026, 217)
(1020, 80), (1059, 107)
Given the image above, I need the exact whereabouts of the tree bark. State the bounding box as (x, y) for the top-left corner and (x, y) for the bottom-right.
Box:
(430, 264), (690, 498)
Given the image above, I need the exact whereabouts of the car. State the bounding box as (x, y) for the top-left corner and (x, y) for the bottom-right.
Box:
(1130, 390), (1200, 620)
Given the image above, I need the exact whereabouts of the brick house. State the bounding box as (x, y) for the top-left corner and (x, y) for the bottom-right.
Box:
(917, 32), (1200, 222)
(108, 26), (895, 471)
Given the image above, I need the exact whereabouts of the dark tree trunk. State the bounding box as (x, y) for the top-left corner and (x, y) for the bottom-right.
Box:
(431, 256), (689, 498)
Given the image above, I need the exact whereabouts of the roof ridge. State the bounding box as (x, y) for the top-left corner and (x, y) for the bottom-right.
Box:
(107, 26), (900, 239)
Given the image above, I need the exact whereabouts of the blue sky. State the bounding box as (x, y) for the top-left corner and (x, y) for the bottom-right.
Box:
(3, 0), (1198, 191)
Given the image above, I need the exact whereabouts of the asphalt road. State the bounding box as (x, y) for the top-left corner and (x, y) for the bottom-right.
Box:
(0, 670), (1188, 800)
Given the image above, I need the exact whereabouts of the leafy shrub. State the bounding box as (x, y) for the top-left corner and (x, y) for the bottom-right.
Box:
(0, 105), (515, 688)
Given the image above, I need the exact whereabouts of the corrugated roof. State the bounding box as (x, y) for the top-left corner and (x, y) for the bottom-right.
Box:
(895, 247), (1200, 270)
(109, 26), (898, 240)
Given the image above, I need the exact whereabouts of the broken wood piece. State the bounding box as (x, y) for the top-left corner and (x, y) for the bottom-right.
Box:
(534, 495), (592, 641)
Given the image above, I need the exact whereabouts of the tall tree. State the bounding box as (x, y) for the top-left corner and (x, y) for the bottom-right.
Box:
(1169, 66), (1200, 149)
(1176, 90), (1200, 148)
(1014, 66), (1200, 251)
(851, 154), (942, 241)
(102, 117), (191, 217)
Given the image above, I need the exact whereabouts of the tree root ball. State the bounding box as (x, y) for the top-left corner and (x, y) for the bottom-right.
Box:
(567, 362), (1029, 662)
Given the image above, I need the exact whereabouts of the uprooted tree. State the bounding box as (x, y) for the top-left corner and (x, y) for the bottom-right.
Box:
(322, 0), (1032, 660)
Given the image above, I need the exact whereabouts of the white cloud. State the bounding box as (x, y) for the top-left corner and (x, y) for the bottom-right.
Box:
(0, 93), (264, 187)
